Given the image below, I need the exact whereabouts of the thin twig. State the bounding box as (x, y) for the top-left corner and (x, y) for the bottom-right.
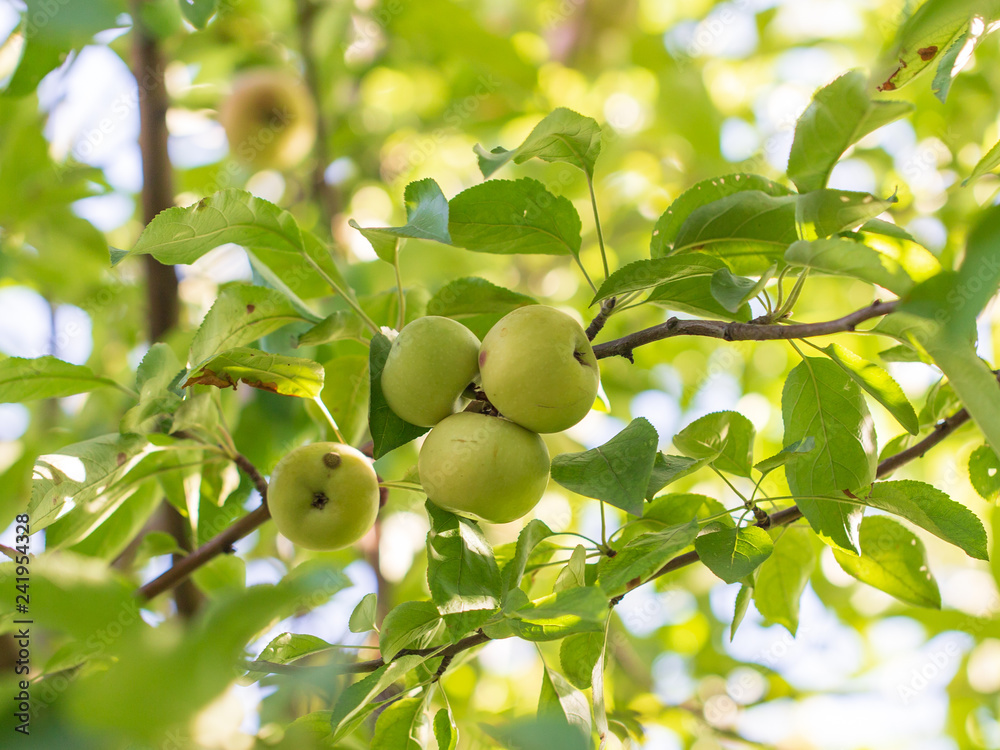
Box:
(875, 409), (971, 477)
(585, 297), (616, 341)
(593, 300), (898, 362)
(246, 630), (491, 676)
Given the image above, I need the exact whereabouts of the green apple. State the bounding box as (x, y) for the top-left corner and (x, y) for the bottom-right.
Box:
(479, 305), (600, 433)
(220, 68), (317, 170)
(268, 442), (379, 550)
(418, 412), (550, 524)
(381, 316), (481, 427)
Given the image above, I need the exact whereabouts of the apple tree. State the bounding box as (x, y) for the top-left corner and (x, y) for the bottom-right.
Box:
(2, 0), (1000, 748)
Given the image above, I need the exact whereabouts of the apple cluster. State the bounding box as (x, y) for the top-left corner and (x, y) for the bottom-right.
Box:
(383, 306), (600, 524)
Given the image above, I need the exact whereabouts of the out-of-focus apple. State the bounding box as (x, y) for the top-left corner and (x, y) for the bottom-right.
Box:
(219, 68), (317, 170)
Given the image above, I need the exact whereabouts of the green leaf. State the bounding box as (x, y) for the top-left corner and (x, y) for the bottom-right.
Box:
(784, 238), (916, 295)
(295, 311), (366, 347)
(508, 586), (609, 641)
(69, 481), (162, 562)
(673, 411), (756, 478)
(448, 178), (582, 257)
(243, 633), (332, 683)
(539, 663), (592, 735)
(0, 552), (137, 643)
(787, 71), (913, 192)
(794, 190), (897, 241)
(64, 562), (348, 739)
(754, 438), (815, 476)
(178, 0), (217, 27)
(319, 354), (370, 447)
(876, 0), (1000, 94)
(650, 174), (793, 258)
(862, 480), (988, 560)
(731, 583), (752, 641)
(191, 553), (245, 595)
(500, 519), (555, 596)
(671, 190), (798, 275)
(115, 189), (304, 266)
(189, 284), (306, 366)
(428, 277), (536, 317)
(481, 717), (591, 750)
(880, 310), (1000, 471)
(643, 493), (732, 528)
(752, 527), (816, 635)
(329, 655), (429, 741)
(170, 393), (218, 436)
(833, 515), (940, 608)
(30, 433), (151, 531)
(592, 254), (751, 320)
(121, 344), (185, 434)
(782, 357), (877, 554)
(560, 632), (604, 690)
(550, 418), (659, 516)
(368, 332), (429, 459)
(817, 343), (919, 435)
(554, 545), (588, 593)
(372, 694), (430, 750)
(0, 356), (120, 402)
(593, 254), (725, 302)
(350, 179), (451, 263)
(475, 107), (602, 178)
(425, 502), (502, 636)
(427, 277), (537, 339)
(970, 445), (1000, 501)
(966, 138), (1000, 185)
(434, 706), (458, 750)
(379, 601), (443, 660)
(349, 593), (379, 634)
(598, 521), (699, 597)
(710, 265), (776, 313)
(645, 454), (714, 499)
(695, 526), (774, 584)
(902, 204), (1000, 336)
(930, 30), (971, 102)
(183, 347), (324, 398)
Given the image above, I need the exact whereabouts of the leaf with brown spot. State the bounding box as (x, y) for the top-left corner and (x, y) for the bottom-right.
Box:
(183, 347), (324, 398)
(917, 45), (938, 61)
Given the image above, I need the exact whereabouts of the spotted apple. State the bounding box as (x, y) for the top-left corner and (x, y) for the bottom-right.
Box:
(268, 442), (379, 550)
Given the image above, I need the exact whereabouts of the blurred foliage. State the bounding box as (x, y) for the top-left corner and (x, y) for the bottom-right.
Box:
(1, 0), (1000, 748)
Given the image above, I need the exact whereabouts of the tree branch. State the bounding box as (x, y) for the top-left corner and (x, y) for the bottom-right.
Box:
(592, 300), (898, 361)
(137, 503), (270, 601)
(245, 630), (491, 676)
(294, 0), (340, 229)
(624, 403), (975, 598)
(875, 408), (971, 478)
(136, 450), (270, 601)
